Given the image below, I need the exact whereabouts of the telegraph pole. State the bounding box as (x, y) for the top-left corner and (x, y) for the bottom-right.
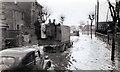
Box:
(96, 0), (99, 33)
(95, 5), (97, 36)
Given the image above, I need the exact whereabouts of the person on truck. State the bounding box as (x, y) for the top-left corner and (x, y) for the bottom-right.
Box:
(50, 19), (56, 40)
(46, 19), (52, 38)
(34, 17), (41, 40)
(41, 20), (47, 39)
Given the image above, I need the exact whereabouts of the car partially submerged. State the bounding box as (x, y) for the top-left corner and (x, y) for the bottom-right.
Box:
(0, 47), (51, 71)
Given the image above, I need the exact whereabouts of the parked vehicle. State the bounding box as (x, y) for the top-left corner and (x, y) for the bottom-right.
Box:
(0, 47), (51, 71)
(73, 31), (79, 36)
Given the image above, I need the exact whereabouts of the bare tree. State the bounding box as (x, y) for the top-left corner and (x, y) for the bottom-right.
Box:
(40, 6), (51, 23)
(88, 13), (94, 39)
(107, 0), (120, 61)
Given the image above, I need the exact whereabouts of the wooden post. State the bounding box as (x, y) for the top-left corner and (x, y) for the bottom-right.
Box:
(91, 20), (93, 39)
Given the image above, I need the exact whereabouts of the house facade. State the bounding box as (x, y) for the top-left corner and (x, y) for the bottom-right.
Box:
(0, 0), (43, 50)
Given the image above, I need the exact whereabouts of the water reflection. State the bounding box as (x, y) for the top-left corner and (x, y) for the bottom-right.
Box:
(43, 34), (117, 70)
(44, 50), (74, 70)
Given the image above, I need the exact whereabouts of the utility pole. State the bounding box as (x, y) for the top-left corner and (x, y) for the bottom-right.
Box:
(89, 14), (94, 39)
(95, 5), (97, 36)
(96, 0), (99, 34)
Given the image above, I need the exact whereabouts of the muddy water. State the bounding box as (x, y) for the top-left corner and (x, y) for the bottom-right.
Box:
(42, 34), (117, 70)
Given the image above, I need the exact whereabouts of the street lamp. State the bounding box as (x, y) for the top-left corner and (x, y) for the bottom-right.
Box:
(89, 14), (94, 39)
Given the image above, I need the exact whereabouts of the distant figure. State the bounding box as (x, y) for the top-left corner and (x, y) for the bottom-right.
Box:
(22, 32), (30, 45)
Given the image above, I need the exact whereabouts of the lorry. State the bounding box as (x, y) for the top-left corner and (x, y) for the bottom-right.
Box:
(38, 23), (72, 52)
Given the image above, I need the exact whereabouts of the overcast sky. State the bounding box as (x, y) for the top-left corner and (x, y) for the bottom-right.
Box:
(38, 0), (115, 26)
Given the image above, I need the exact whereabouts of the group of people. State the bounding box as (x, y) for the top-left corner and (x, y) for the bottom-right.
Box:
(21, 17), (61, 46)
(34, 17), (57, 40)
(46, 19), (56, 40)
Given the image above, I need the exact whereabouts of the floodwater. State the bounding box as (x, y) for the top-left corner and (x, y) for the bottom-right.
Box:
(1, 32), (118, 71)
(41, 33), (117, 70)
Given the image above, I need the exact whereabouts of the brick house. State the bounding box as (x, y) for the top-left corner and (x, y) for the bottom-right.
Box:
(0, 0), (43, 50)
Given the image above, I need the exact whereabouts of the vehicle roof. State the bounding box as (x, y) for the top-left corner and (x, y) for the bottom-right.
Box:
(0, 47), (38, 58)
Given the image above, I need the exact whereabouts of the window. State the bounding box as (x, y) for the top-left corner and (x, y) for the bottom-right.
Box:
(22, 13), (24, 20)
(22, 52), (35, 65)
(17, 25), (19, 30)
(13, 10), (23, 30)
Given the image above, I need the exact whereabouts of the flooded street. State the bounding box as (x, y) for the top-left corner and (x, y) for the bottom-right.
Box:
(43, 33), (116, 70)
(1, 0), (120, 71)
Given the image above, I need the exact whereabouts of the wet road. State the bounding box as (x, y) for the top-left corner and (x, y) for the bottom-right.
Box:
(42, 33), (117, 70)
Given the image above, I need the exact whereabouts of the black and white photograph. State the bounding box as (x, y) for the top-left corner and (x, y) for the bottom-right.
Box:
(0, 0), (120, 72)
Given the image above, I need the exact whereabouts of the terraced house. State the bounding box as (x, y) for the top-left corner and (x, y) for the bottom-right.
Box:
(0, 0), (43, 50)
